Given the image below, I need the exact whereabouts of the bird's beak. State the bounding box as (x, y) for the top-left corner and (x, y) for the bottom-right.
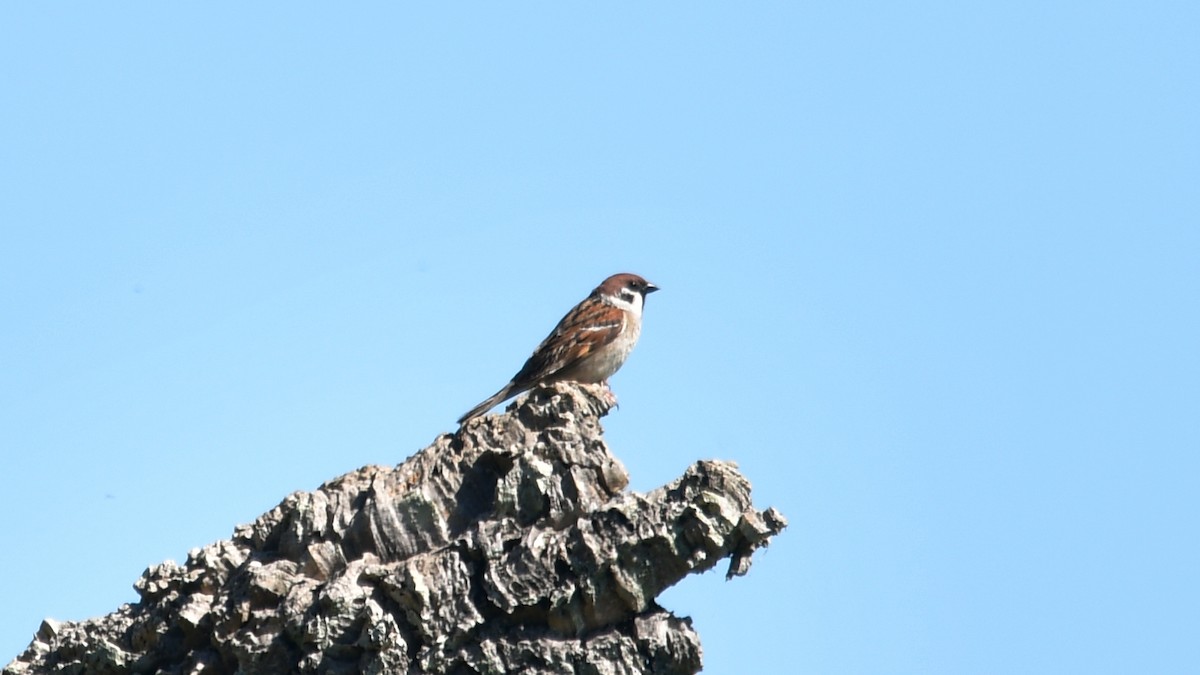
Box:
(644, 282), (660, 294)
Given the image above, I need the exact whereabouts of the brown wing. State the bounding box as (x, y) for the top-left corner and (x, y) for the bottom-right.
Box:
(507, 298), (625, 390)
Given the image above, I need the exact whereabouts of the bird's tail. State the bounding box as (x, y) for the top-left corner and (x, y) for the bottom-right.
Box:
(457, 384), (517, 425)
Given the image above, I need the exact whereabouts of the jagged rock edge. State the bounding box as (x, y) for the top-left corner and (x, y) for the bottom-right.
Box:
(5, 382), (785, 675)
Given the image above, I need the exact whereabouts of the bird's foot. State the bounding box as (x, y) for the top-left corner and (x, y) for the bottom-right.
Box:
(568, 381), (618, 417)
(599, 381), (618, 411)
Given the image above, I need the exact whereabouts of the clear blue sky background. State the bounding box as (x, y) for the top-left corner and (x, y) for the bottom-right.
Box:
(2, 4), (1197, 673)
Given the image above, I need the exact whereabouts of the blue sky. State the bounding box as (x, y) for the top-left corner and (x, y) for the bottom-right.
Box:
(2, 3), (1197, 673)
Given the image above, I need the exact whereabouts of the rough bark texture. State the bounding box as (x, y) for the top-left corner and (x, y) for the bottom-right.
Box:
(6, 383), (786, 675)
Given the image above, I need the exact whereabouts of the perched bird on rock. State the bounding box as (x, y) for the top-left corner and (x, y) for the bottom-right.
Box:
(458, 273), (659, 424)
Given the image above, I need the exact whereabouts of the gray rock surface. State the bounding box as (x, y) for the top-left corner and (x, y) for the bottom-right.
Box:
(5, 383), (786, 675)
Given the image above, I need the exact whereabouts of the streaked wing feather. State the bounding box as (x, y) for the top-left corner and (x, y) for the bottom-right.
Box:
(509, 299), (623, 388)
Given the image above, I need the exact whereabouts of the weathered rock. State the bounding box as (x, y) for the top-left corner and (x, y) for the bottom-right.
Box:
(5, 383), (786, 675)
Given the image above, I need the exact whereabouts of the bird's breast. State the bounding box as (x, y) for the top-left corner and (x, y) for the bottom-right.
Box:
(568, 316), (641, 383)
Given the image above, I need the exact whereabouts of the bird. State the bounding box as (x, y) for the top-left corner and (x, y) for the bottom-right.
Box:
(458, 272), (659, 424)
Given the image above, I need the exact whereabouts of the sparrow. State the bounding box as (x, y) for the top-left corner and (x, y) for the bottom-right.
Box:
(458, 272), (659, 424)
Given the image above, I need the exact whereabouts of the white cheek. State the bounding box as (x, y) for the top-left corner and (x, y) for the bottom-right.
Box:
(611, 292), (642, 317)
